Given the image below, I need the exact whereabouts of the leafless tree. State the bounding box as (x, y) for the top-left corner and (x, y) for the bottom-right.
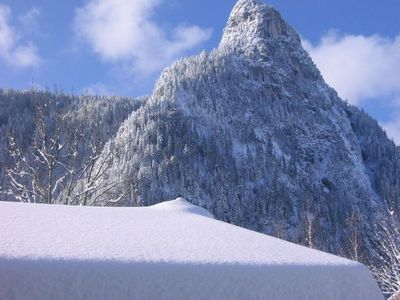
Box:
(344, 211), (364, 262)
(369, 210), (400, 298)
(302, 199), (318, 249)
(303, 211), (316, 248)
(3, 99), (131, 206)
(4, 103), (65, 204)
(64, 141), (133, 207)
(272, 219), (287, 240)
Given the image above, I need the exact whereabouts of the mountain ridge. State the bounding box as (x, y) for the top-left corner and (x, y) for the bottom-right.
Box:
(87, 3), (400, 276)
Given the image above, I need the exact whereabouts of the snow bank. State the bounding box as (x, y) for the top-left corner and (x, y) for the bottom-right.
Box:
(0, 199), (382, 299)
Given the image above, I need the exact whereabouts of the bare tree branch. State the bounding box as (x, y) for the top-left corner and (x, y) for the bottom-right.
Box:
(369, 210), (400, 298)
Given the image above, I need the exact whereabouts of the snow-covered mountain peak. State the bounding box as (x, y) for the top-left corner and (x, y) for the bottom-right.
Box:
(150, 0), (320, 103)
(219, 0), (301, 56)
(83, 3), (400, 294)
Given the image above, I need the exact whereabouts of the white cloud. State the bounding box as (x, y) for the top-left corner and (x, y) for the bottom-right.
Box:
(303, 32), (400, 106)
(382, 116), (400, 145)
(19, 7), (41, 33)
(303, 32), (400, 145)
(0, 4), (41, 68)
(74, 0), (212, 75)
(82, 82), (113, 96)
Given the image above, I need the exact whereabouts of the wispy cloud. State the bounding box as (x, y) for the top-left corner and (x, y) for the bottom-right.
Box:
(18, 7), (41, 34)
(74, 0), (212, 75)
(82, 82), (113, 96)
(303, 32), (400, 106)
(382, 116), (400, 145)
(0, 4), (41, 68)
(303, 32), (400, 145)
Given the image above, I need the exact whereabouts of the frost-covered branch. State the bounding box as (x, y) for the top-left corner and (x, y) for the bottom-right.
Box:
(369, 212), (400, 298)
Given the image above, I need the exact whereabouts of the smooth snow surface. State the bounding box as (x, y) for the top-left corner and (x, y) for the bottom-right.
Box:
(0, 199), (382, 300)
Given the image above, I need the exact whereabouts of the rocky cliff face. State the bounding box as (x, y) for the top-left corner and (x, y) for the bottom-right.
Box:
(96, 0), (399, 258)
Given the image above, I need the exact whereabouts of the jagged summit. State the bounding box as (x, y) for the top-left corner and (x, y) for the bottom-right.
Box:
(153, 0), (320, 95)
(219, 0), (300, 55)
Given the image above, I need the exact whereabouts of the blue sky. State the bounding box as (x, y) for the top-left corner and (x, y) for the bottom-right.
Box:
(0, 0), (399, 143)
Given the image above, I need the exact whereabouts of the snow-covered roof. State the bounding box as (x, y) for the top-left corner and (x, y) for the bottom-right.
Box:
(0, 198), (382, 299)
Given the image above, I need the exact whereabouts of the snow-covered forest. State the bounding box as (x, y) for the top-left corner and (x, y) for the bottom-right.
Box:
(0, 0), (399, 298)
(0, 89), (145, 204)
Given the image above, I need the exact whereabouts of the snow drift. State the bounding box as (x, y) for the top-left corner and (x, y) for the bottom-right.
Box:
(0, 199), (382, 299)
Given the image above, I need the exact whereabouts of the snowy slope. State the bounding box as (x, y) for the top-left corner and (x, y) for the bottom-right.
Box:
(0, 200), (382, 300)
